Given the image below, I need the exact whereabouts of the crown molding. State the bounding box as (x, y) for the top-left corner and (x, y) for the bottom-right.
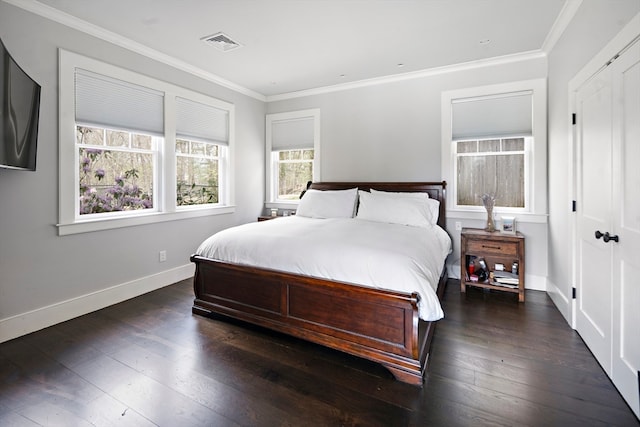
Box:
(541, 0), (583, 54)
(266, 50), (547, 102)
(3, 0), (266, 101)
(4, 0), (573, 104)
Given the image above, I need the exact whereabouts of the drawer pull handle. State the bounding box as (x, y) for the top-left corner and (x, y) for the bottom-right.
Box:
(482, 245), (502, 250)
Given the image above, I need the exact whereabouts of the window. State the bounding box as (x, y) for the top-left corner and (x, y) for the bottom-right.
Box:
(59, 50), (235, 235)
(175, 97), (229, 208)
(77, 126), (157, 215)
(176, 138), (221, 206)
(455, 137), (529, 208)
(266, 109), (320, 206)
(275, 149), (314, 200)
(441, 79), (547, 220)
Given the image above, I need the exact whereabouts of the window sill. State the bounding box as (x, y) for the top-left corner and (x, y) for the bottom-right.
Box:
(57, 205), (236, 236)
(265, 201), (300, 210)
(446, 209), (548, 224)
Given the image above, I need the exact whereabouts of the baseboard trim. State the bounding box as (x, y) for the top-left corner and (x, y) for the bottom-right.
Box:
(525, 274), (547, 291)
(0, 264), (194, 344)
(546, 279), (572, 327)
(447, 263), (460, 280)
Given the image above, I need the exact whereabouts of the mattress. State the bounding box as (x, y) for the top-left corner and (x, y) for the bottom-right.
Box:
(196, 216), (451, 321)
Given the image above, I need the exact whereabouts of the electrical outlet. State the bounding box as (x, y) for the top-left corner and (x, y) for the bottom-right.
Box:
(159, 250), (167, 262)
(455, 221), (462, 231)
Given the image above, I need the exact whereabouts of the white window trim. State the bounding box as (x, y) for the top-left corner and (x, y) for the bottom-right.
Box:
(441, 79), (548, 224)
(265, 109), (320, 209)
(58, 49), (235, 236)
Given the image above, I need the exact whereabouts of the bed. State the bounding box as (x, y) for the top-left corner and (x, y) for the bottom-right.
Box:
(191, 181), (449, 385)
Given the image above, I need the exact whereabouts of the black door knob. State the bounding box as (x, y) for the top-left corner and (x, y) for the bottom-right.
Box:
(596, 230), (619, 243)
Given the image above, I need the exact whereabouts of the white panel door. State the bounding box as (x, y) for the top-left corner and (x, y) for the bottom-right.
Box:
(611, 40), (640, 419)
(575, 66), (613, 376)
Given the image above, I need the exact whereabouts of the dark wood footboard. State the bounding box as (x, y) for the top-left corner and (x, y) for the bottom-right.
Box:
(191, 181), (448, 385)
(191, 255), (447, 385)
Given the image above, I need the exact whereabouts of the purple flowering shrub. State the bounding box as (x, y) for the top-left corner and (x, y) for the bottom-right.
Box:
(79, 148), (153, 214)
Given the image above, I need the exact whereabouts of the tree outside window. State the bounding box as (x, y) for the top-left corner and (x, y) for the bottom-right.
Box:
(176, 138), (220, 206)
(277, 149), (313, 200)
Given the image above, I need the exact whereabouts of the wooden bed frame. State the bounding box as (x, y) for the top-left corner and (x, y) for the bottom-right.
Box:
(191, 181), (448, 385)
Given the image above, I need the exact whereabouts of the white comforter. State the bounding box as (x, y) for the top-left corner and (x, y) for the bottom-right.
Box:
(196, 216), (452, 321)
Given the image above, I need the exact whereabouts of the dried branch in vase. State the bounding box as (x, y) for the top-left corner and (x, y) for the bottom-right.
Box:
(481, 193), (497, 232)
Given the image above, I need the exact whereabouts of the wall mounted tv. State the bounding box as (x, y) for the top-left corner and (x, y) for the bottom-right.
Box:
(0, 38), (41, 171)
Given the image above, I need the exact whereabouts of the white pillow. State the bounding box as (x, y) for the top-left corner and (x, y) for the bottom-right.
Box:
(296, 188), (358, 218)
(368, 189), (440, 225)
(370, 188), (429, 199)
(356, 190), (434, 228)
(425, 198), (440, 225)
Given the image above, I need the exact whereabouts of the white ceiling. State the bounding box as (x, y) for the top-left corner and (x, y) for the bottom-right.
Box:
(30, 0), (570, 99)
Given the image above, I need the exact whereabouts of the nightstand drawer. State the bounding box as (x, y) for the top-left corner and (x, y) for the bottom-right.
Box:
(466, 239), (517, 257)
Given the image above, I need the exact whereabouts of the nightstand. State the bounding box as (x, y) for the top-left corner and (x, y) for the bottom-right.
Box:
(460, 227), (525, 302)
(258, 215), (278, 221)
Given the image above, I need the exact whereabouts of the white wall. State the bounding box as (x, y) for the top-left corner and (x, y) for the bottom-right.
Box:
(267, 56), (549, 288)
(546, 0), (640, 323)
(0, 2), (265, 342)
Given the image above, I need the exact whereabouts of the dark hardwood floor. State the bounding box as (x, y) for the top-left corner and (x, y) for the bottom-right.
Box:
(0, 279), (637, 426)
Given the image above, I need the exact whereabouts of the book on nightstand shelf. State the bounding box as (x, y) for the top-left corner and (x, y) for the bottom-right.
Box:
(493, 281), (518, 289)
(493, 270), (520, 287)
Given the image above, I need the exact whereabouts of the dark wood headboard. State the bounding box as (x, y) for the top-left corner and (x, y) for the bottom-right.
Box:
(308, 181), (447, 229)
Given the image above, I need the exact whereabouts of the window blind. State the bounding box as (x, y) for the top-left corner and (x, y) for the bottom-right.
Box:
(176, 97), (229, 145)
(452, 92), (532, 140)
(271, 117), (314, 151)
(75, 69), (164, 136)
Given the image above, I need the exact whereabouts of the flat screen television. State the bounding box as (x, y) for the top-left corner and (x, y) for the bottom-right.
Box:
(0, 38), (40, 171)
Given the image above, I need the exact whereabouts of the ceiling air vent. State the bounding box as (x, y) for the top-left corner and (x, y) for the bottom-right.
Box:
(201, 32), (243, 52)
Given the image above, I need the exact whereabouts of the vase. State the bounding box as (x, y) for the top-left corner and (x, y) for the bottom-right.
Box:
(485, 206), (496, 232)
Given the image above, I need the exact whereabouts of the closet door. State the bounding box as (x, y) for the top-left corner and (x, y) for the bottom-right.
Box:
(575, 65), (613, 376)
(575, 39), (640, 418)
(611, 40), (640, 418)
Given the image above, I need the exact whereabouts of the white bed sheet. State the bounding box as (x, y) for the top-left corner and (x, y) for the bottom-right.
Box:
(196, 216), (452, 321)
